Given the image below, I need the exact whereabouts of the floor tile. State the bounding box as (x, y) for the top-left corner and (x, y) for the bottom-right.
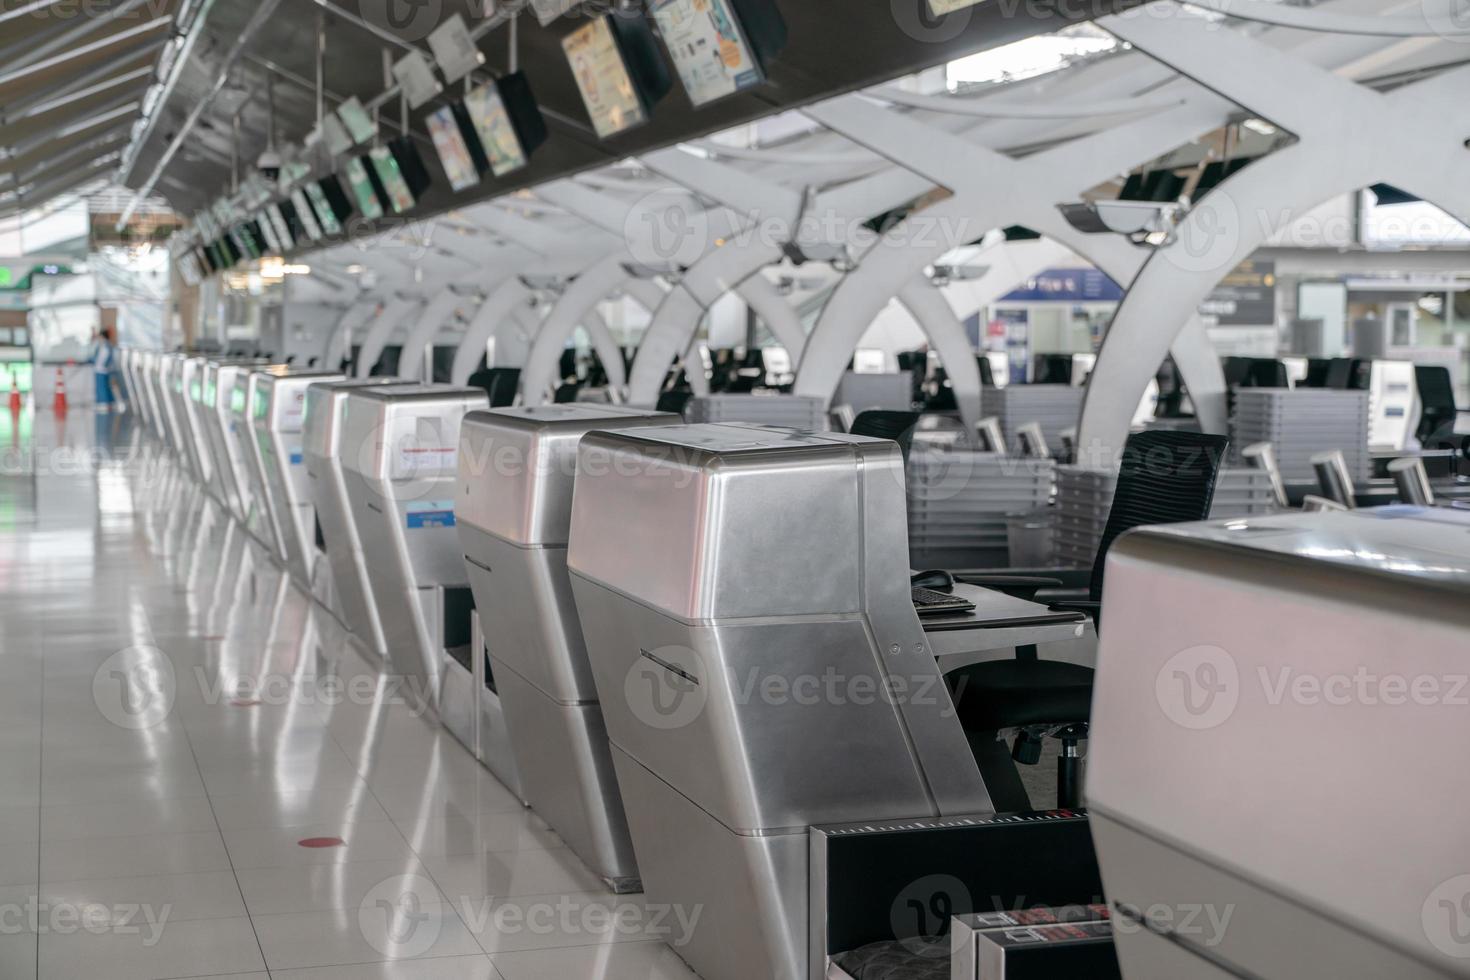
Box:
(252, 902), (482, 972)
(490, 941), (700, 980)
(38, 914), (265, 980)
(40, 830), (229, 883)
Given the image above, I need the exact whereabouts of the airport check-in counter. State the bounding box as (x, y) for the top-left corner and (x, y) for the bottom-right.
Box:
(158, 354), (190, 461)
(340, 385), (488, 718)
(1088, 508), (1470, 979)
(567, 423), (993, 980)
(303, 378), (407, 658)
(200, 359), (269, 522)
(251, 369), (346, 585)
(456, 405), (681, 893)
(231, 367), (302, 558)
(141, 351), (169, 441)
(180, 356), (218, 491)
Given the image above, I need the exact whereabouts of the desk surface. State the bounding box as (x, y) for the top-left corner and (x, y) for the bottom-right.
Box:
(921, 583), (1090, 662)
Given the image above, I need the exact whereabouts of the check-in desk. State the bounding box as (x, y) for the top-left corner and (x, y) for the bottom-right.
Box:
(180, 356), (218, 491)
(567, 424), (992, 980)
(231, 368), (301, 558)
(251, 370), (345, 585)
(141, 351), (169, 442)
(457, 405), (680, 892)
(1088, 508), (1470, 979)
(340, 385), (488, 718)
(200, 359), (270, 522)
(158, 354), (190, 462)
(303, 378), (407, 658)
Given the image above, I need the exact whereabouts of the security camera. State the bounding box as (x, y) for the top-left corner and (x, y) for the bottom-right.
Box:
(1058, 200), (1183, 246)
(257, 149), (282, 182)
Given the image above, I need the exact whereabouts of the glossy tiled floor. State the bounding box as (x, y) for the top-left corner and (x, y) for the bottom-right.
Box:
(0, 409), (700, 980)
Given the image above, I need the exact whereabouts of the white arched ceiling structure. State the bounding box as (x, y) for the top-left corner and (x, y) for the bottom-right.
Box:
(355, 293), (434, 378)
(1078, 2), (1470, 456)
(450, 279), (536, 386)
(322, 298), (378, 373)
(399, 289), (480, 381)
(520, 252), (633, 403)
(795, 91), (1236, 435)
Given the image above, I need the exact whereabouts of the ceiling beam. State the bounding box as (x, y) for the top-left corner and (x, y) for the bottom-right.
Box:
(1, 35), (165, 121)
(0, 13), (170, 90)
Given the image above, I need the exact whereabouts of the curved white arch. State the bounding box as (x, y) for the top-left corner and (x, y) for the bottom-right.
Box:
(795, 93), (1233, 433)
(581, 309), (629, 393)
(519, 254), (631, 404)
(1080, 4), (1470, 455)
(400, 291), (476, 381)
(450, 280), (535, 386)
(1182, 0), (1470, 36)
(896, 277), (984, 427)
(868, 87), (1185, 119)
(323, 299), (377, 372)
(353, 295), (423, 378)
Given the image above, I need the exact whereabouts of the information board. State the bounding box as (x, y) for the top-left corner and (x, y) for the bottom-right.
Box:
(563, 17), (646, 139)
(650, 0), (763, 107)
(463, 81), (528, 176)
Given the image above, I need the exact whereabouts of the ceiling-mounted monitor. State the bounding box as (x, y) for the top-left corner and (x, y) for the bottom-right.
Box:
(562, 12), (671, 139)
(256, 211), (282, 253)
(196, 245), (217, 274)
(242, 220), (269, 259)
(266, 203), (295, 251)
(277, 199), (309, 247)
(344, 156), (386, 221)
(178, 250), (203, 287)
(337, 96), (377, 145)
(369, 138), (432, 214)
(290, 189), (325, 242)
(218, 236), (242, 267)
(427, 104), (482, 192)
(649, 0), (785, 107)
(304, 180), (345, 236)
(463, 71), (547, 177)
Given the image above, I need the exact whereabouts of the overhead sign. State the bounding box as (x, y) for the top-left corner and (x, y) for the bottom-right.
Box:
(393, 50), (444, 109)
(337, 96), (378, 145)
(1201, 259), (1277, 326)
(321, 114), (354, 157)
(998, 267), (1123, 303)
(530, 0), (578, 25)
(428, 13), (486, 83)
(651, 0), (764, 107)
(563, 17), (647, 139)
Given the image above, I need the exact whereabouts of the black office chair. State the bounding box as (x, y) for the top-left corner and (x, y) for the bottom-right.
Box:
(946, 429), (1230, 812)
(553, 382), (581, 404)
(851, 410), (921, 464)
(1416, 366), (1457, 444)
(468, 367), (521, 408)
(976, 355), (995, 388)
(1323, 358), (1355, 390)
(655, 389), (694, 416)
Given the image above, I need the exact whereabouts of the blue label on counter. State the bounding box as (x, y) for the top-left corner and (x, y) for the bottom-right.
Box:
(405, 500), (456, 530)
(289, 452), (304, 466)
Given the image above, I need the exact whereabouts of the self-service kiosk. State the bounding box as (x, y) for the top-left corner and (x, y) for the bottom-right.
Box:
(1088, 509), (1470, 979)
(251, 370), (345, 585)
(231, 367), (299, 558)
(158, 354), (191, 463)
(303, 378), (407, 658)
(567, 424), (993, 980)
(339, 385), (488, 719)
(180, 356), (218, 491)
(456, 405), (680, 892)
(200, 359), (271, 523)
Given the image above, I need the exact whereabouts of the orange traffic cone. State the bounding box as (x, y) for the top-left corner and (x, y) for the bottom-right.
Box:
(52, 367), (67, 415)
(7, 375), (19, 414)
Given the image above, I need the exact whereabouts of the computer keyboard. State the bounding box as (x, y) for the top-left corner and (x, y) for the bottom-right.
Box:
(911, 587), (977, 616)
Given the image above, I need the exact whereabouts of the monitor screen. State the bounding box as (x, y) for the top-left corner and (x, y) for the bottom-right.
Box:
(256, 211), (282, 253)
(229, 228), (257, 261)
(267, 204), (295, 250)
(316, 175), (356, 226)
(649, 0), (764, 107)
(303, 182), (342, 236)
(337, 96), (377, 145)
(290, 189), (325, 241)
(563, 16), (647, 139)
(369, 145), (416, 214)
(427, 104), (481, 191)
(463, 80), (529, 176)
(344, 157), (385, 220)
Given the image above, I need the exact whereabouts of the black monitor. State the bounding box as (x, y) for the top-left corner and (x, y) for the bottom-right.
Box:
(648, 0), (786, 107)
(345, 156), (388, 221)
(315, 175), (355, 227)
(1033, 353), (1074, 385)
(277, 199), (309, 246)
(427, 102), (484, 192)
(461, 72), (547, 178)
(562, 10), (671, 139)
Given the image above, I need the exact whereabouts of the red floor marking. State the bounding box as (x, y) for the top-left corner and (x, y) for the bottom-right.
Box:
(298, 837), (345, 849)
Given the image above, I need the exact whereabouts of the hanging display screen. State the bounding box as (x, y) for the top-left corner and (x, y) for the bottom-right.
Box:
(649, 0), (764, 107)
(267, 204), (296, 250)
(427, 105), (481, 191)
(290, 189), (325, 241)
(563, 16), (648, 139)
(344, 157), (385, 221)
(304, 181), (343, 236)
(463, 80), (529, 176)
(256, 210), (282, 253)
(369, 146), (416, 214)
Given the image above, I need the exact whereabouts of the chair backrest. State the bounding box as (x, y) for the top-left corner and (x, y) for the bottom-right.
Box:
(1090, 430), (1230, 601)
(1323, 358), (1354, 390)
(976, 355), (995, 387)
(655, 389), (694, 416)
(1416, 365), (1457, 442)
(851, 410), (921, 462)
(553, 382), (581, 403)
(468, 367), (521, 408)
